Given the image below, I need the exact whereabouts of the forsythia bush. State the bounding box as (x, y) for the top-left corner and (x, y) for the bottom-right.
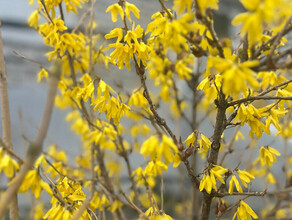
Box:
(2, 0), (292, 219)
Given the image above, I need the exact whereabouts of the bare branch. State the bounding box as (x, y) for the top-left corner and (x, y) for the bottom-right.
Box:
(0, 60), (61, 217)
(0, 20), (19, 220)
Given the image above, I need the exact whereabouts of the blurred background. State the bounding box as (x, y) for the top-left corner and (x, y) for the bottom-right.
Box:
(1, 0), (282, 219)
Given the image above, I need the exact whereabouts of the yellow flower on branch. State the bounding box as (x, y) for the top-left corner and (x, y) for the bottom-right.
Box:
(199, 133), (211, 150)
(173, 0), (193, 14)
(140, 135), (160, 160)
(109, 200), (123, 213)
(37, 68), (49, 82)
(0, 150), (19, 178)
(105, 3), (124, 22)
(232, 0), (280, 45)
(125, 2), (140, 22)
(28, 10), (39, 29)
(259, 146), (281, 167)
(237, 170), (255, 188)
(18, 170), (52, 199)
(108, 43), (133, 70)
(229, 175), (243, 194)
(124, 24), (144, 46)
(184, 131), (197, 147)
(105, 28), (124, 43)
(200, 165), (228, 194)
(233, 200), (258, 220)
(144, 160), (168, 177)
(197, 0), (219, 16)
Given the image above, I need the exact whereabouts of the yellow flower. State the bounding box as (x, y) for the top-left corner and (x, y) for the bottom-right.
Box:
(130, 124), (151, 137)
(229, 175), (243, 194)
(266, 172), (276, 184)
(200, 165), (228, 194)
(18, 170), (52, 199)
(173, 154), (181, 168)
(232, 0), (278, 45)
(28, 10), (39, 29)
(90, 192), (110, 211)
(105, 3), (124, 22)
(105, 28), (123, 43)
(108, 43), (133, 70)
(159, 135), (178, 164)
(109, 200), (123, 213)
(205, 48), (259, 99)
(197, 0), (219, 16)
(233, 200), (258, 220)
(140, 135), (160, 160)
(173, 0), (193, 14)
(125, 2), (140, 22)
(0, 152), (19, 178)
(124, 24), (144, 46)
(199, 133), (211, 150)
(237, 170), (255, 187)
(37, 68), (48, 82)
(199, 173), (213, 194)
(107, 161), (122, 177)
(184, 131), (197, 147)
(259, 146), (281, 167)
(33, 202), (44, 220)
(144, 160), (168, 177)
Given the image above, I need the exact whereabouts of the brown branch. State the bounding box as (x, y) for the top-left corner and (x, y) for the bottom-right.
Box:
(203, 18), (224, 58)
(71, 198), (91, 220)
(219, 127), (239, 166)
(58, 2), (65, 21)
(0, 138), (24, 164)
(216, 195), (251, 219)
(214, 190), (266, 197)
(120, 191), (146, 217)
(135, 61), (175, 139)
(253, 19), (292, 58)
(158, 0), (173, 20)
(227, 79), (292, 107)
(201, 94), (227, 220)
(112, 124), (140, 207)
(228, 95), (292, 107)
(268, 15), (292, 62)
(41, 168), (67, 207)
(0, 60), (61, 217)
(88, 0), (97, 76)
(0, 20), (19, 220)
(40, 0), (54, 24)
(182, 158), (200, 188)
(72, 10), (91, 33)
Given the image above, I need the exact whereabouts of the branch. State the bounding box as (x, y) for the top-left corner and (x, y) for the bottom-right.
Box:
(214, 190), (266, 197)
(228, 95), (292, 107)
(201, 94), (227, 220)
(71, 198), (91, 220)
(120, 191), (146, 217)
(0, 138), (24, 164)
(182, 158), (200, 188)
(134, 59), (175, 139)
(227, 79), (292, 107)
(0, 19), (19, 220)
(253, 18), (292, 58)
(0, 60), (61, 217)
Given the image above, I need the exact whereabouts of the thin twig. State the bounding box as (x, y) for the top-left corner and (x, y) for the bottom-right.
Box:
(0, 138), (24, 164)
(120, 191), (146, 217)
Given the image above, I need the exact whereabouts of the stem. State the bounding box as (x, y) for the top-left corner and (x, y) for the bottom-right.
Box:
(0, 20), (19, 220)
(200, 96), (227, 220)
